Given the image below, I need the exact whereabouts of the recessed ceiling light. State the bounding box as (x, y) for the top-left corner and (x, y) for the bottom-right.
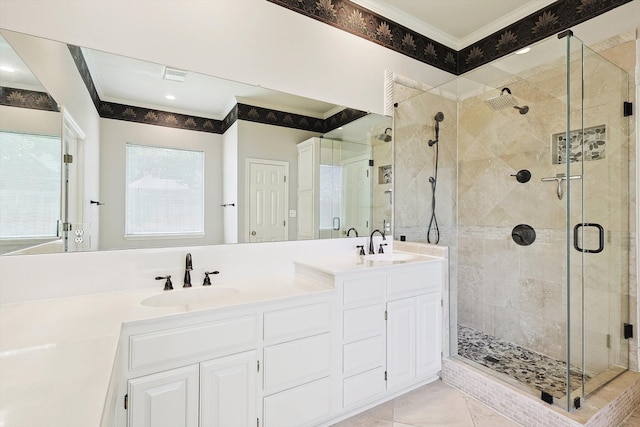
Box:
(165, 95), (176, 100)
(515, 47), (531, 55)
(0, 65), (16, 73)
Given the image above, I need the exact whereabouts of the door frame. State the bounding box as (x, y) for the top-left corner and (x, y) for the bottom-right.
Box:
(244, 158), (289, 242)
(61, 108), (86, 251)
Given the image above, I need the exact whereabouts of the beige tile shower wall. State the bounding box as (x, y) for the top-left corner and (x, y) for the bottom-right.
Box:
(393, 89), (458, 247)
(457, 38), (636, 373)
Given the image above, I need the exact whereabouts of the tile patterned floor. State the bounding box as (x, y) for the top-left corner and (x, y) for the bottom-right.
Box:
(331, 380), (519, 427)
(457, 325), (589, 399)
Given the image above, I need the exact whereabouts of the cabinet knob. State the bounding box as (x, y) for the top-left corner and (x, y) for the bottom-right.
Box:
(251, 231), (256, 236)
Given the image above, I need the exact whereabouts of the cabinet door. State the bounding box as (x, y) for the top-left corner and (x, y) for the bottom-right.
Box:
(200, 350), (257, 427)
(416, 293), (441, 378)
(386, 297), (416, 390)
(128, 365), (199, 427)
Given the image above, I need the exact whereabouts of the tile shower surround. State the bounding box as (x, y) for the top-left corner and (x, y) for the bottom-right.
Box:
(392, 33), (637, 424)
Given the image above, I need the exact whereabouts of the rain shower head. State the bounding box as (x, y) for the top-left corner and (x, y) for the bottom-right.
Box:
(483, 88), (519, 110)
(483, 87), (529, 115)
(377, 127), (392, 142)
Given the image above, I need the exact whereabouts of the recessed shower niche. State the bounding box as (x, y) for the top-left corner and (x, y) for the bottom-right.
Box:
(552, 124), (606, 164)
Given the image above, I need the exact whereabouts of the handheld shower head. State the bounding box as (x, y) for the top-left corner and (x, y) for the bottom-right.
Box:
(428, 112), (444, 146)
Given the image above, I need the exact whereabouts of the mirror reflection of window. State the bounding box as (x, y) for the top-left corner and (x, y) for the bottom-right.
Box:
(0, 131), (61, 239)
(125, 144), (204, 236)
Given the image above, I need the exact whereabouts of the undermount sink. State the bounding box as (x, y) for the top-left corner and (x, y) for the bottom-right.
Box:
(363, 253), (416, 262)
(142, 286), (239, 307)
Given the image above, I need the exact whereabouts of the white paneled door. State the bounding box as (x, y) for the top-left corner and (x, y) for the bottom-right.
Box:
(247, 159), (288, 242)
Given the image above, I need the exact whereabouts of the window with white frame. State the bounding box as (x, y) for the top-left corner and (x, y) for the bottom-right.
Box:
(0, 131), (61, 239)
(125, 144), (204, 236)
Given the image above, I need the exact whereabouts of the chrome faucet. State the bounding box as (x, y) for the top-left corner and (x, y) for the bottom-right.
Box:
(369, 229), (386, 254)
(346, 227), (359, 237)
(184, 253), (193, 288)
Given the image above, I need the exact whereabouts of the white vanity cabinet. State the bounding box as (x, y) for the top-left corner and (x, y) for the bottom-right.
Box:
(200, 350), (257, 427)
(117, 293), (335, 427)
(127, 350), (256, 427)
(262, 302), (333, 427)
(338, 261), (442, 409)
(124, 313), (259, 427)
(128, 364), (199, 427)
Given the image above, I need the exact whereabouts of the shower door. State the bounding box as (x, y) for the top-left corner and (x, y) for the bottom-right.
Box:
(565, 33), (630, 411)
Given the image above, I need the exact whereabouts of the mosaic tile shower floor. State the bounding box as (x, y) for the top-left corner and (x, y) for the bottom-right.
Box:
(458, 325), (590, 399)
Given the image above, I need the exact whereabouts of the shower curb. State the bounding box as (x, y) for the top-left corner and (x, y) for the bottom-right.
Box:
(441, 357), (640, 427)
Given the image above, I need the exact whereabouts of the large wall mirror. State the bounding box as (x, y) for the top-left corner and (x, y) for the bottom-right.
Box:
(0, 29), (392, 256)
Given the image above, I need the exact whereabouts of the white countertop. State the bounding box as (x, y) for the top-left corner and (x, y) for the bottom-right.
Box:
(0, 274), (333, 427)
(294, 251), (442, 275)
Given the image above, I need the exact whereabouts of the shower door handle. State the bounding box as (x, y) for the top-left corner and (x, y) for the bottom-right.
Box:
(573, 223), (604, 253)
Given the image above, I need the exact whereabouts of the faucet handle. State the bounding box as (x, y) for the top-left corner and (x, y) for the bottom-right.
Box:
(356, 245), (365, 256)
(155, 275), (173, 291)
(378, 243), (388, 254)
(203, 271), (220, 286)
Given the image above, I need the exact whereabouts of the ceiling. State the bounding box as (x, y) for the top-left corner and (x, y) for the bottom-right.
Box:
(351, 0), (557, 49)
(2, 1), (637, 123)
(77, 0), (565, 121)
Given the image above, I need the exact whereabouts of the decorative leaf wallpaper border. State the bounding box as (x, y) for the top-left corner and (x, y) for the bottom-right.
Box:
(0, 86), (58, 112)
(267, 0), (633, 75)
(67, 43), (366, 135)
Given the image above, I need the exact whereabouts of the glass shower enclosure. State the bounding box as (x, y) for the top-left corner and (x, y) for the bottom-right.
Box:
(393, 32), (631, 411)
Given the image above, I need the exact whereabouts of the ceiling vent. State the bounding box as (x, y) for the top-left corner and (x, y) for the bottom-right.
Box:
(163, 67), (187, 82)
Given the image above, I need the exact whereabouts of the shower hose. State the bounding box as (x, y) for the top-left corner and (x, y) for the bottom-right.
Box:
(428, 138), (440, 244)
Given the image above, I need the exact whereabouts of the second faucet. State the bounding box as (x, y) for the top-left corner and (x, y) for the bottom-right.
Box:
(369, 229), (386, 254)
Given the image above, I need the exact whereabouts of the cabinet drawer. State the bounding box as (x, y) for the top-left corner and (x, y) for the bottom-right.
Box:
(343, 304), (385, 341)
(343, 367), (386, 408)
(263, 377), (331, 427)
(343, 335), (385, 375)
(343, 274), (385, 306)
(264, 302), (330, 343)
(129, 315), (257, 371)
(387, 262), (442, 298)
(263, 333), (331, 393)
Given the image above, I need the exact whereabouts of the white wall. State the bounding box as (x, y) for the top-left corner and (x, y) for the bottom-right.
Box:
(0, 105), (60, 136)
(99, 119), (224, 250)
(0, 0), (455, 116)
(1, 29), (102, 249)
(237, 120), (318, 242)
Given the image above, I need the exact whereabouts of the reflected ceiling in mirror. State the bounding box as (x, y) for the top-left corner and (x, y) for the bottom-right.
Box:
(0, 33), (57, 111)
(73, 45), (368, 134)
